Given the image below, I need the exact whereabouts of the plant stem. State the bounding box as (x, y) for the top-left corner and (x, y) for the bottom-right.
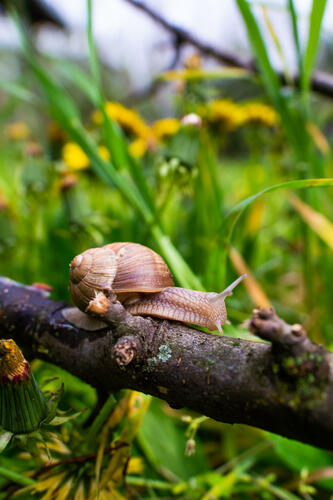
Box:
(85, 393), (117, 451)
(126, 476), (174, 491)
(0, 467), (35, 486)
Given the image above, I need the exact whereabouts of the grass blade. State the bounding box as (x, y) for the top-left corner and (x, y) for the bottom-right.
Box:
(261, 6), (292, 85)
(288, 0), (302, 80)
(301, 0), (327, 96)
(229, 247), (271, 307)
(221, 177), (333, 246)
(236, 0), (280, 100)
(0, 81), (41, 106)
(290, 193), (333, 250)
(236, 0), (303, 156)
(51, 58), (99, 104)
(152, 226), (203, 290)
(0, 465), (35, 486)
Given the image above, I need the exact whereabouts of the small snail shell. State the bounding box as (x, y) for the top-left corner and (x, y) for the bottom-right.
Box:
(65, 242), (246, 334)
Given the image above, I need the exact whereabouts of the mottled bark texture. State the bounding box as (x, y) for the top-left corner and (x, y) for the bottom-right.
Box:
(0, 277), (333, 450)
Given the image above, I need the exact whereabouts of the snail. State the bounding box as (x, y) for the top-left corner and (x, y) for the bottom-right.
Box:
(63, 242), (246, 333)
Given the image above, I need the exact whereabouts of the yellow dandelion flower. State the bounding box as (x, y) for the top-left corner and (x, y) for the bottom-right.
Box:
(129, 137), (147, 158)
(98, 145), (111, 161)
(152, 118), (180, 141)
(205, 99), (245, 130)
(185, 53), (202, 69)
(127, 456), (144, 474)
(62, 142), (90, 170)
(5, 121), (30, 140)
(92, 101), (151, 139)
(241, 102), (278, 127)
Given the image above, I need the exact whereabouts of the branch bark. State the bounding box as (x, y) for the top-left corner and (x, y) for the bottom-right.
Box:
(0, 277), (333, 451)
(123, 0), (333, 99)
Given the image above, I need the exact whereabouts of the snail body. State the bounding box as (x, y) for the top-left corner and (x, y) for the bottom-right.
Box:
(65, 242), (246, 334)
(125, 282), (244, 333)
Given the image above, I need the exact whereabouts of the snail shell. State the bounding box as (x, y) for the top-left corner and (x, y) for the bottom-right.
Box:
(69, 242), (174, 312)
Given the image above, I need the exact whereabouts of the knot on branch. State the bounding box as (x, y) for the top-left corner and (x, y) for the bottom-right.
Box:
(249, 307), (330, 382)
(114, 336), (141, 367)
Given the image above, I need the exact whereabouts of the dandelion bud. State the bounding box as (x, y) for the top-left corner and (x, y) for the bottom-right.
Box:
(59, 173), (78, 192)
(185, 438), (196, 457)
(0, 339), (47, 434)
(180, 113), (202, 128)
(181, 415), (192, 423)
(24, 141), (42, 157)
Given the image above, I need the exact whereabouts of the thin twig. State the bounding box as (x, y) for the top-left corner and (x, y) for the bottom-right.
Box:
(122, 0), (254, 69)
(123, 0), (333, 98)
(33, 442), (129, 477)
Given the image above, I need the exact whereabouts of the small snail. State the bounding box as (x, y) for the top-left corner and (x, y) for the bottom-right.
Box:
(63, 242), (246, 333)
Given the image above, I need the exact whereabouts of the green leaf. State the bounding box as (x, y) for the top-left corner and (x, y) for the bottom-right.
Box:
(0, 429), (13, 453)
(137, 399), (208, 480)
(48, 411), (82, 426)
(43, 383), (64, 424)
(17, 432), (51, 465)
(271, 434), (333, 491)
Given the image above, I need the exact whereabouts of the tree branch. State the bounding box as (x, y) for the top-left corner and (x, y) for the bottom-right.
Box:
(123, 0), (333, 99)
(0, 277), (333, 450)
(123, 0), (254, 70)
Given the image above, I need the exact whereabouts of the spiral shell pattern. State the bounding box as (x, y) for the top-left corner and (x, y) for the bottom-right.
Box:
(69, 242), (174, 312)
(69, 247), (118, 311)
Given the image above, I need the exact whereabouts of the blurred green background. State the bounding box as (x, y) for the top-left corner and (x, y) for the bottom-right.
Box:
(1, 0), (333, 498)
